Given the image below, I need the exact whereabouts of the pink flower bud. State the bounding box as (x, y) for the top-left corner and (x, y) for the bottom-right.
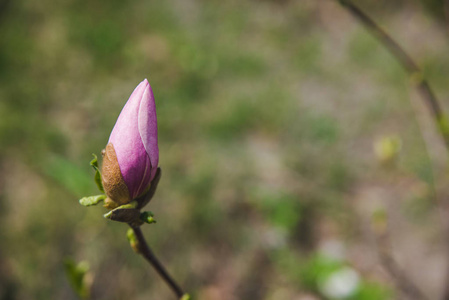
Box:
(102, 79), (159, 205)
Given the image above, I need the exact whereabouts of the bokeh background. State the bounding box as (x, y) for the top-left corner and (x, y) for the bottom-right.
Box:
(2, 0), (449, 299)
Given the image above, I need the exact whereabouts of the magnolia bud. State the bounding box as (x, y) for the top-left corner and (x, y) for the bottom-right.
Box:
(102, 79), (159, 206)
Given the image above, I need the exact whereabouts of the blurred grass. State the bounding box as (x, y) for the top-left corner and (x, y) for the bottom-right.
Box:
(1, 0), (449, 299)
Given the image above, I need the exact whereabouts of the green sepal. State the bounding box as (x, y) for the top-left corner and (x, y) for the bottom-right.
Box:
(118, 200), (138, 209)
(140, 211), (156, 224)
(79, 194), (106, 206)
(90, 154), (104, 193)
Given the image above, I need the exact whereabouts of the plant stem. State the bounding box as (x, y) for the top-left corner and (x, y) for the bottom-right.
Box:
(130, 225), (185, 299)
(338, 1), (448, 299)
(338, 0), (449, 149)
(375, 221), (429, 300)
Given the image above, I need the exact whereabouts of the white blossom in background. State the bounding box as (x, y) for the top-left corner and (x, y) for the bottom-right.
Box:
(319, 267), (360, 299)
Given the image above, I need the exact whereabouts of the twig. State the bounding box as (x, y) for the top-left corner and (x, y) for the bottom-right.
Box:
(444, 0), (449, 35)
(374, 223), (429, 300)
(338, 1), (446, 299)
(338, 0), (449, 150)
(130, 225), (186, 299)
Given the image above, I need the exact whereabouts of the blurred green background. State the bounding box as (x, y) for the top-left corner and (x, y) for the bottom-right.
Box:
(1, 0), (449, 299)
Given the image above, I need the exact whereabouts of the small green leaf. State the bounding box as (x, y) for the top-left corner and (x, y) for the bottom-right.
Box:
(90, 154), (99, 168)
(63, 258), (91, 299)
(374, 135), (401, 165)
(127, 228), (137, 244)
(140, 211), (157, 224)
(438, 115), (449, 137)
(127, 228), (140, 253)
(181, 294), (191, 300)
(90, 154), (104, 193)
(371, 208), (388, 235)
(79, 195), (106, 206)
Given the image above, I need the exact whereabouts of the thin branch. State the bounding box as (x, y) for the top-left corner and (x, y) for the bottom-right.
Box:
(338, 0), (449, 150)
(444, 0), (449, 35)
(130, 225), (186, 299)
(338, 2), (447, 299)
(375, 225), (429, 300)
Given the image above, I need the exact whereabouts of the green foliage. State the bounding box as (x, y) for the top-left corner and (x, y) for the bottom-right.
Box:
(140, 211), (156, 224)
(90, 154), (104, 193)
(206, 87), (291, 141)
(300, 254), (345, 291)
(44, 155), (93, 197)
(293, 36), (322, 73)
(255, 190), (302, 231)
(63, 259), (91, 299)
(207, 99), (256, 140)
(349, 282), (392, 300)
(79, 194), (106, 206)
(127, 228), (137, 245)
(305, 114), (339, 144)
(374, 135), (402, 165)
(181, 294), (192, 300)
(220, 53), (267, 77)
(438, 114), (449, 139)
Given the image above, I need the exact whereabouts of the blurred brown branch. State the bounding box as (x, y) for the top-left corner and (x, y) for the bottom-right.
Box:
(338, 0), (449, 151)
(372, 212), (429, 300)
(338, 1), (448, 299)
(445, 0), (449, 34)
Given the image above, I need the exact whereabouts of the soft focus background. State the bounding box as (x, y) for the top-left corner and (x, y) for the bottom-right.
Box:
(2, 0), (449, 299)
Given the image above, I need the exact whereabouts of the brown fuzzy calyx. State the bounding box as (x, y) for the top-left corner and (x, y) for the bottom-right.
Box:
(101, 143), (130, 206)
